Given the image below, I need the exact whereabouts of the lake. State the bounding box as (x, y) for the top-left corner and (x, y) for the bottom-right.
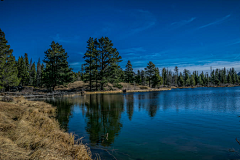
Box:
(44, 87), (240, 160)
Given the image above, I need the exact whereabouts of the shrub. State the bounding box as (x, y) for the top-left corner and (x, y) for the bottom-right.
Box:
(140, 86), (148, 90)
(114, 83), (123, 89)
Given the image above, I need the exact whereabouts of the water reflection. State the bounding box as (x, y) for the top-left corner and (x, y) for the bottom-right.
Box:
(44, 87), (240, 152)
(83, 94), (124, 146)
(46, 97), (74, 131)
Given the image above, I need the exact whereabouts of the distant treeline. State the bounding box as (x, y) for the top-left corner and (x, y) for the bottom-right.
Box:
(0, 29), (239, 92)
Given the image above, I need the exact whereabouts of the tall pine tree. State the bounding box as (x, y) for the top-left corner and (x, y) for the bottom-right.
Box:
(125, 60), (134, 83)
(43, 41), (73, 91)
(0, 29), (19, 90)
(145, 61), (156, 87)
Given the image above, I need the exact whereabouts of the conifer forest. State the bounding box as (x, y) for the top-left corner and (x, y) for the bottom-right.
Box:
(0, 29), (239, 92)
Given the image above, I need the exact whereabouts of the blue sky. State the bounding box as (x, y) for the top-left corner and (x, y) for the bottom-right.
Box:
(1, 0), (240, 73)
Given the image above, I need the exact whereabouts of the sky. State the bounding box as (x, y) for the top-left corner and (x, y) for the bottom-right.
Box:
(1, 0), (240, 73)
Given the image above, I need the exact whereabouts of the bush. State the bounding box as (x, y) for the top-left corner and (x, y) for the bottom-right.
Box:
(140, 86), (148, 90)
(114, 83), (123, 89)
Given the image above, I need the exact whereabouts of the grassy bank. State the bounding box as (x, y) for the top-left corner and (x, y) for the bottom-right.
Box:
(0, 97), (92, 160)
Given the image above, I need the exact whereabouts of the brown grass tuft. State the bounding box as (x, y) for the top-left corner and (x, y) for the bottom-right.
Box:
(0, 97), (92, 160)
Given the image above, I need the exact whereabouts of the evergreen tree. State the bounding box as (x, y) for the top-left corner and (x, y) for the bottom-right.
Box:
(0, 29), (19, 90)
(125, 60), (134, 83)
(174, 66), (178, 86)
(197, 76), (203, 86)
(92, 38), (100, 91)
(183, 69), (190, 86)
(135, 70), (141, 84)
(152, 68), (162, 88)
(84, 37), (96, 91)
(214, 69), (220, 85)
(227, 72), (232, 84)
(162, 68), (167, 85)
(145, 61), (156, 87)
(140, 70), (146, 86)
(106, 62), (122, 84)
(36, 58), (42, 87)
(211, 70), (215, 85)
(43, 41), (73, 91)
(30, 62), (36, 86)
(222, 67), (227, 84)
(23, 53), (30, 85)
(178, 72), (184, 86)
(17, 56), (29, 86)
(97, 37), (122, 90)
(190, 75), (196, 86)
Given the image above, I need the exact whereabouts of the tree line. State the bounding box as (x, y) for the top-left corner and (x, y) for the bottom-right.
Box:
(0, 28), (239, 92)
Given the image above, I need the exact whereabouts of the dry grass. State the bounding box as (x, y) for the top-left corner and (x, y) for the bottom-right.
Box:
(0, 97), (92, 160)
(119, 83), (150, 90)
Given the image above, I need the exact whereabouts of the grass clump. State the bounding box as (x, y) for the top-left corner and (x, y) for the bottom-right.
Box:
(0, 97), (92, 160)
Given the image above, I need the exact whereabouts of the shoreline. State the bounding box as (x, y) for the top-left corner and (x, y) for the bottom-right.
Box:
(0, 85), (239, 99)
(0, 97), (92, 159)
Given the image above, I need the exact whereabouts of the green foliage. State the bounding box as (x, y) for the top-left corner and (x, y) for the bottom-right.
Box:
(227, 73), (232, 84)
(36, 58), (42, 87)
(83, 37), (122, 91)
(125, 60), (134, 83)
(190, 75), (196, 86)
(145, 61), (156, 87)
(42, 41), (73, 91)
(178, 72), (184, 87)
(29, 62), (36, 86)
(152, 68), (162, 88)
(0, 29), (20, 90)
(84, 37), (96, 91)
(113, 83), (123, 89)
(17, 56), (29, 86)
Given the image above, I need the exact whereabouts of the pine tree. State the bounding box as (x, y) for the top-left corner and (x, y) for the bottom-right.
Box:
(140, 70), (146, 86)
(152, 68), (162, 88)
(162, 68), (167, 85)
(84, 37), (96, 91)
(190, 75), (196, 86)
(125, 60), (134, 83)
(145, 61), (155, 87)
(178, 72), (184, 86)
(17, 56), (29, 86)
(198, 76), (203, 86)
(227, 72), (232, 84)
(0, 29), (19, 90)
(30, 62), (36, 86)
(183, 69), (190, 86)
(211, 70), (215, 85)
(135, 70), (141, 84)
(23, 53), (30, 85)
(92, 38), (100, 91)
(43, 41), (73, 91)
(36, 58), (42, 87)
(214, 69), (220, 85)
(97, 37), (122, 90)
(174, 66), (178, 86)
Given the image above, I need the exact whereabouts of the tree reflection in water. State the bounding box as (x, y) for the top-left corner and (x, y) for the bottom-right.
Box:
(45, 92), (161, 147)
(45, 97), (74, 131)
(84, 94), (124, 146)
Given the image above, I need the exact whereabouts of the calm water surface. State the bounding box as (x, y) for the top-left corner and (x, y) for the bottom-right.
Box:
(45, 87), (240, 160)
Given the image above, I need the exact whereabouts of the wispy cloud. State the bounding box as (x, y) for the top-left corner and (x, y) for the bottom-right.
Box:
(197, 14), (231, 29)
(109, 9), (157, 38)
(228, 39), (240, 46)
(130, 9), (156, 34)
(120, 47), (146, 53)
(50, 34), (80, 43)
(170, 17), (196, 28)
